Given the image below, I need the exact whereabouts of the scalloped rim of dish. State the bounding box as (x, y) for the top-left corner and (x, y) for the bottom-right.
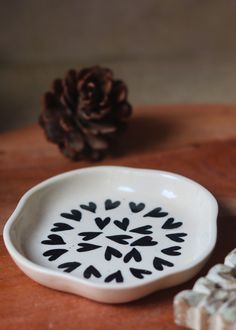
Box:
(3, 166), (218, 303)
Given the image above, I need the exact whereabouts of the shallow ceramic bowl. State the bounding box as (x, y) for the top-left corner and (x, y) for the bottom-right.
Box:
(3, 166), (218, 303)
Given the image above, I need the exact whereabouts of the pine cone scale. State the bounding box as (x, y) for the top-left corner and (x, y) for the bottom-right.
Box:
(86, 134), (108, 151)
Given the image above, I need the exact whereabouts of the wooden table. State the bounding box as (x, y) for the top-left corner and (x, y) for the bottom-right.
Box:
(1, 105), (236, 330)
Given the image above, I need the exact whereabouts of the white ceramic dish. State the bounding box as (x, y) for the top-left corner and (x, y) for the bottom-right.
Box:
(3, 166), (218, 303)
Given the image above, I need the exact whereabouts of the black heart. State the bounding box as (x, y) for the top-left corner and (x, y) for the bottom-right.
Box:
(114, 218), (129, 231)
(105, 270), (123, 283)
(129, 202), (145, 213)
(130, 267), (152, 279)
(105, 246), (122, 261)
(61, 209), (82, 221)
(95, 217), (111, 230)
(153, 257), (174, 271)
(166, 233), (187, 243)
(124, 248), (142, 263)
(106, 235), (133, 245)
(80, 202), (97, 213)
(58, 262), (81, 273)
(41, 234), (66, 245)
(105, 199), (121, 210)
(84, 265), (101, 279)
(130, 225), (153, 235)
(77, 243), (101, 252)
(43, 249), (68, 261)
(51, 222), (74, 232)
(161, 246), (181, 256)
(131, 236), (157, 247)
(162, 218), (183, 230)
(144, 207), (168, 218)
(78, 232), (102, 241)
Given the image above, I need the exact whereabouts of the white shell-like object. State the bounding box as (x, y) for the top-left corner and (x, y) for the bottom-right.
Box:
(174, 249), (236, 329)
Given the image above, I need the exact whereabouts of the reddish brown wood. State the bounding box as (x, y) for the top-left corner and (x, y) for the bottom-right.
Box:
(0, 105), (236, 330)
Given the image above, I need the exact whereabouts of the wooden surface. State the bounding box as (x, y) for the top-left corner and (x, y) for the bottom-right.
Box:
(0, 105), (236, 330)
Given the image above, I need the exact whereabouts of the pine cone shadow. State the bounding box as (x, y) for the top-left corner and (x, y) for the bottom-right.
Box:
(114, 114), (179, 157)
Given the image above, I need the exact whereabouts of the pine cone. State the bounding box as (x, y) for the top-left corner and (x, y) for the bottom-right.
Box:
(39, 66), (132, 160)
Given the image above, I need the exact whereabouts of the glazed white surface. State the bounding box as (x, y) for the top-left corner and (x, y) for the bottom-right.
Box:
(3, 166), (218, 303)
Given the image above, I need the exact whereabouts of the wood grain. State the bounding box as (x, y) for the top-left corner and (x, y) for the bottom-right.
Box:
(0, 105), (236, 330)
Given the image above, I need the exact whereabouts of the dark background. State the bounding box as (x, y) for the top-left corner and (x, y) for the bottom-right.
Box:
(1, 0), (236, 131)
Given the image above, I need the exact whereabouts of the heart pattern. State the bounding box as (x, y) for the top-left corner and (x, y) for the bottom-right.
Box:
(166, 233), (187, 243)
(114, 218), (129, 231)
(130, 268), (152, 279)
(105, 246), (122, 261)
(107, 235), (133, 245)
(95, 217), (111, 230)
(161, 246), (181, 256)
(144, 207), (168, 218)
(130, 225), (152, 235)
(162, 217), (183, 229)
(153, 257), (174, 271)
(51, 223), (74, 232)
(41, 234), (66, 245)
(77, 243), (101, 252)
(131, 236), (157, 247)
(105, 199), (121, 210)
(124, 248), (142, 263)
(129, 202), (145, 213)
(42, 199), (187, 283)
(43, 249), (68, 261)
(84, 265), (101, 279)
(78, 232), (102, 241)
(80, 202), (97, 213)
(58, 262), (81, 273)
(105, 270), (123, 283)
(61, 209), (82, 221)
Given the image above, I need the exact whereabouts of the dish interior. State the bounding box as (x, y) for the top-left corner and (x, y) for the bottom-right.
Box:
(9, 168), (216, 286)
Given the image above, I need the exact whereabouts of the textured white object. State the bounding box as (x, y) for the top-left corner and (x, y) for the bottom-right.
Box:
(174, 249), (236, 329)
(225, 249), (236, 269)
(3, 166), (218, 303)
